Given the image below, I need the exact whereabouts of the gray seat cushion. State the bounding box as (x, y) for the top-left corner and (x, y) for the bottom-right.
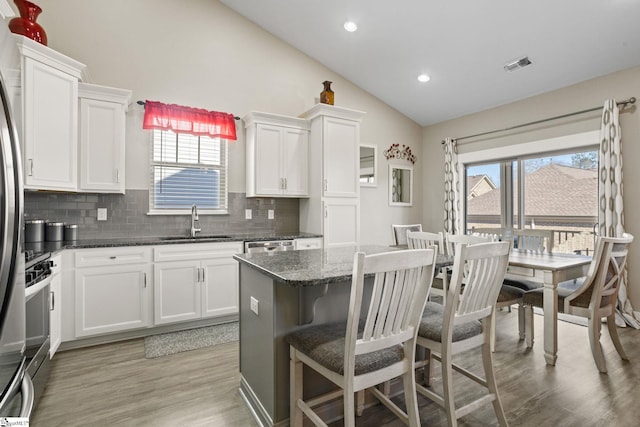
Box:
(418, 301), (482, 342)
(498, 284), (525, 303)
(522, 278), (587, 312)
(286, 322), (404, 376)
(503, 278), (543, 291)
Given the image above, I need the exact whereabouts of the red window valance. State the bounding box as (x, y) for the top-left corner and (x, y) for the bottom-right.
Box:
(142, 100), (237, 140)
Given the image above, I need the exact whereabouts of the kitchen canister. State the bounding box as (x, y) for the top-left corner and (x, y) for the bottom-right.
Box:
(64, 224), (78, 241)
(25, 219), (45, 242)
(45, 222), (64, 242)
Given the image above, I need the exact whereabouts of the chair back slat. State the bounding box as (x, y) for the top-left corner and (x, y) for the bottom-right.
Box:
(407, 231), (445, 254)
(447, 242), (510, 323)
(513, 229), (554, 252)
(351, 248), (436, 356)
(445, 233), (492, 257)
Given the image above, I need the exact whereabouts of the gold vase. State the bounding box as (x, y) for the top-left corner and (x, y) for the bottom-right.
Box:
(320, 81), (334, 105)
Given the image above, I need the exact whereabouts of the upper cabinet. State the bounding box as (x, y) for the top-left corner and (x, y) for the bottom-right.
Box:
(244, 112), (310, 198)
(14, 35), (131, 193)
(78, 83), (131, 194)
(16, 36), (85, 191)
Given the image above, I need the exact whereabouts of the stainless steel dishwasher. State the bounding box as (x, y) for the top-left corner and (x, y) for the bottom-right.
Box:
(244, 240), (295, 253)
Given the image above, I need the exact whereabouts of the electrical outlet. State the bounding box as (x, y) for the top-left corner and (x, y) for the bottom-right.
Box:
(245, 209), (252, 220)
(250, 296), (259, 315)
(268, 209), (275, 220)
(97, 208), (107, 221)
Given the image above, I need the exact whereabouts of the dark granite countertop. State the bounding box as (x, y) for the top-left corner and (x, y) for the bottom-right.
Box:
(234, 245), (453, 287)
(25, 231), (322, 254)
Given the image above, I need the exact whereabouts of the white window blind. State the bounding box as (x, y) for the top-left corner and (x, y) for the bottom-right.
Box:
(149, 129), (228, 213)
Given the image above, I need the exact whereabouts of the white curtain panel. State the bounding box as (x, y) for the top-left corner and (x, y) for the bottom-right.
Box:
(598, 99), (640, 328)
(443, 138), (461, 234)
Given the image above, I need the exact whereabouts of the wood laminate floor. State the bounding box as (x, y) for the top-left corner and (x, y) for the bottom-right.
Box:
(31, 311), (640, 426)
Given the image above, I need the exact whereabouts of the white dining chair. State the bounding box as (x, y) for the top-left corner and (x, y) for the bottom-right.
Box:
(287, 248), (437, 427)
(415, 241), (511, 426)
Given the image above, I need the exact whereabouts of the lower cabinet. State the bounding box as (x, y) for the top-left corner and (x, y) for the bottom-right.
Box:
(153, 242), (243, 325)
(71, 247), (152, 338)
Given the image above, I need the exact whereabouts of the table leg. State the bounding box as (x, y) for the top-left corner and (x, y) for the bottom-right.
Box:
(543, 278), (558, 365)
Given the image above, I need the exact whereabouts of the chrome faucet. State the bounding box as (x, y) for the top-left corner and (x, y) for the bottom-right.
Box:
(190, 204), (201, 237)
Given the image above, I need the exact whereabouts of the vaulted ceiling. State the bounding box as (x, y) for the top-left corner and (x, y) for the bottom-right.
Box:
(220, 0), (640, 126)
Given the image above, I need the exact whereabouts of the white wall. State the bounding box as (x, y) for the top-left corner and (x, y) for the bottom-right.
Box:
(32, 0), (423, 245)
(422, 65), (640, 309)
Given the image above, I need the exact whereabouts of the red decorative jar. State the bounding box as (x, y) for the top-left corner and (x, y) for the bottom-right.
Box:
(8, 0), (47, 46)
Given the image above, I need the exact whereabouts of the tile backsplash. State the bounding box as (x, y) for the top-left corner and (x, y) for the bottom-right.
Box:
(24, 190), (299, 240)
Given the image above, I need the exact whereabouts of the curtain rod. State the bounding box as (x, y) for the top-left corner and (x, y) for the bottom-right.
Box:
(136, 100), (240, 120)
(441, 97), (636, 144)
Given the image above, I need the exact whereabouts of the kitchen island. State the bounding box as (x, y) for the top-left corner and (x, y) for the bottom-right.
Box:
(233, 245), (450, 427)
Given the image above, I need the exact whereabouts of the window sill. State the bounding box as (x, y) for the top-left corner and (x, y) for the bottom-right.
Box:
(147, 209), (229, 216)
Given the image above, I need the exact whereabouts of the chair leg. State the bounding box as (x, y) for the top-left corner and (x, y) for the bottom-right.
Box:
(441, 345), (458, 427)
(423, 348), (433, 386)
(490, 308), (497, 352)
(518, 303), (525, 341)
(588, 316), (607, 373)
(356, 390), (365, 416)
(482, 324), (508, 426)
(402, 366), (421, 427)
(289, 347), (304, 427)
(344, 385), (356, 427)
(607, 313), (629, 361)
(524, 306), (534, 348)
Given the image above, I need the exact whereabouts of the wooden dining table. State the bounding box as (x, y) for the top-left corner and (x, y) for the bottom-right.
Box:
(506, 249), (592, 365)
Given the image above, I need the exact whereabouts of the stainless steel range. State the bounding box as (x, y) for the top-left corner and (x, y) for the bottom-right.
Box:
(24, 250), (53, 409)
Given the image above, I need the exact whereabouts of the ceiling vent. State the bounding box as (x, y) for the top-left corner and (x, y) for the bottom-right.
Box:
(504, 56), (532, 72)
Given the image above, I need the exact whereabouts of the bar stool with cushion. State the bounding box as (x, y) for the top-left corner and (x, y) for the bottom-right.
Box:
(391, 223), (422, 246)
(287, 248), (437, 427)
(522, 233), (633, 373)
(415, 241), (511, 427)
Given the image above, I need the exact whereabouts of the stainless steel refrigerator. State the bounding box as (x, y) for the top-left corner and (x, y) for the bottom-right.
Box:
(0, 51), (32, 416)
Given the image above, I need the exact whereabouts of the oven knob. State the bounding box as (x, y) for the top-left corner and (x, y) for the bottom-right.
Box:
(26, 271), (35, 283)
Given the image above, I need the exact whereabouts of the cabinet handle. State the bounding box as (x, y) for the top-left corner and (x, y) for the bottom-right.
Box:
(143, 272), (147, 288)
(116, 169), (120, 183)
(324, 206), (328, 218)
(324, 179), (328, 192)
(110, 256), (117, 260)
(50, 290), (55, 311)
(28, 159), (33, 176)
(201, 268), (205, 283)
(284, 177), (287, 189)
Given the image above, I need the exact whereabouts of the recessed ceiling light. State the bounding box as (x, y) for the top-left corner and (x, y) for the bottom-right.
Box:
(417, 74), (430, 83)
(344, 21), (358, 32)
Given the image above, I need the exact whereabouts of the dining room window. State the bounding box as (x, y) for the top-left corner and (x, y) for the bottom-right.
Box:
(465, 147), (598, 254)
(149, 129), (228, 214)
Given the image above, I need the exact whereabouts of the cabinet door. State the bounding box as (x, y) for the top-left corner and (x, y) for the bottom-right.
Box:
(201, 258), (239, 318)
(282, 127), (309, 196)
(323, 198), (359, 248)
(78, 97), (125, 193)
(322, 117), (359, 198)
(153, 261), (200, 325)
(23, 57), (78, 191)
(255, 124), (284, 196)
(49, 272), (61, 358)
(75, 264), (150, 337)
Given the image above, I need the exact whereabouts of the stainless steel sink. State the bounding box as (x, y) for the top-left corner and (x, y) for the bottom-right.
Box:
(160, 235), (233, 241)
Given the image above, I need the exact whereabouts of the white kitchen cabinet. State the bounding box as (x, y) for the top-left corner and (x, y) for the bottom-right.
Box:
(299, 104), (365, 248)
(153, 242), (242, 325)
(73, 247), (152, 338)
(244, 112), (310, 197)
(293, 237), (323, 250)
(78, 83), (131, 193)
(49, 253), (62, 358)
(15, 36), (86, 191)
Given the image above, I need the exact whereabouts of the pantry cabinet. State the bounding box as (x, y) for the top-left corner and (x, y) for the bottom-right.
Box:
(153, 242), (243, 325)
(78, 83), (131, 193)
(244, 112), (310, 197)
(72, 247), (152, 338)
(299, 104), (365, 248)
(16, 36), (85, 191)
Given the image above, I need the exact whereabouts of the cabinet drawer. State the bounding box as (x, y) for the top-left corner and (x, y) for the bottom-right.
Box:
(154, 242), (243, 262)
(294, 238), (323, 250)
(74, 247), (152, 268)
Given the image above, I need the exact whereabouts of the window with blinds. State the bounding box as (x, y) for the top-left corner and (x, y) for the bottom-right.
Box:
(149, 129), (228, 213)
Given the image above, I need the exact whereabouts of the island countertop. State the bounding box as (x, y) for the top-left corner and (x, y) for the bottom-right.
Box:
(233, 245), (451, 287)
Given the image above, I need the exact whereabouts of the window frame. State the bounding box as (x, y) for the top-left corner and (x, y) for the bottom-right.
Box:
(148, 129), (229, 215)
(458, 130), (600, 232)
